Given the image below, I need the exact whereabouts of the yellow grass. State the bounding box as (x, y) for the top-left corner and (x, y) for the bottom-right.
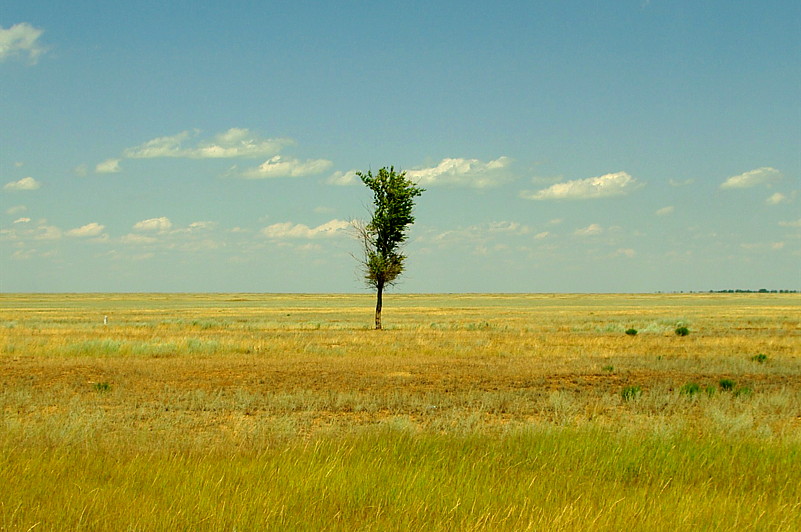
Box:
(1, 293), (800, 529)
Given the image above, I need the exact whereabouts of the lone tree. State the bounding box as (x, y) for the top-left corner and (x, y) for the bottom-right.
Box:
(355, 166), (424, 330)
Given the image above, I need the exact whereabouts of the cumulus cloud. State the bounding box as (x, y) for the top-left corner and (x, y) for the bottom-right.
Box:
(13, 217), (31, 224)
(765, 192), (788, 205)
(66, 222), (105, 237)
(534, 231), (550, 240)
(0, 23), (47, 64)
(521, 172), (641, 200)
(238, 155), (333, 179)
(327, 157), (513, 188)
(133, 217), (172, 232)
(95, 158), (121, 174)
(574, 223), (603, 236)
(406, 157), (513, 188)
(656, 206), (675, 216)
(486, 221), (530, 234)
(123, 129), (291, 159)
(120, 233), (158, 245)
(326, 170), (360, 186)
(261, 219), (349, 239)
(4, 177), (41, 190)
(720, 167), (782, 189)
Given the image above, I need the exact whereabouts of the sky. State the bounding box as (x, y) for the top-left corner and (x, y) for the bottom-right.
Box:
(1, 1), (799, 293)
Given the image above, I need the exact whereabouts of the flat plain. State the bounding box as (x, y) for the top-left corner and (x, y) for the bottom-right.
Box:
(1, 293), (800, 530)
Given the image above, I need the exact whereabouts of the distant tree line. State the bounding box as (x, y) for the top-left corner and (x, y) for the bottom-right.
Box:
(707, 289), (798, 293)
(655, 289), (798, 294)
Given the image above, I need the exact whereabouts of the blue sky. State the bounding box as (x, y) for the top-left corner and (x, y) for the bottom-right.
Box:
(2, 1), (799, 293)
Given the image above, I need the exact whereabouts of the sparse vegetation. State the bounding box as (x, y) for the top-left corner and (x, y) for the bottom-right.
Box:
(719, 378), (735, 392)
(93, 381), (112, 393)
(675, 326), (690, 336)
(752, 353), (768, 364)
(621, 385), (642, 401)
(1, 292), (799, 530)
(680, 382), (701, 396)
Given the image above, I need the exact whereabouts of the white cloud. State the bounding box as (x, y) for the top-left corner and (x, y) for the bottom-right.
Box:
(656, 205), (675, 216)
(35, 224), (61, 240)
(534, 231), (550, 240)
(521, 172), (641, 200)
(326, 170), (360, 186)
(123, 129), (291, 159)
(261, 219), (349, 239)
(720, 167), (782, 189)
(0, 23), (46, 64)
(95, 158), (121, 174)
(765, 192), (788, 205)
(66, 222), (105, 237)
(133, 217), (172, 232)
(574, 223), (603, 236)
(615, 248), (637, 258)
(406, 157), (513, 188)
(4, 177), (41, 190)
(6, 205), (27, 215)
(187, 221), (216, 231)
(238, 155), (333, 179)
(327, 157), (512, 188)
(13, 217), (30, 224)
(120, 233), (158, 245)
(487, 221), (530, 234)
(668, 178), (694, 187)
(778, 218), (801, 228)
(771, 242), (785, 250)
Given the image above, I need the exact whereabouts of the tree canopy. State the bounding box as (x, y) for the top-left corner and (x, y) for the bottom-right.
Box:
(356, 166), (424, 329)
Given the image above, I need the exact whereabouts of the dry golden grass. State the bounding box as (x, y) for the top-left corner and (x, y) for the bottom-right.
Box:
(1, 293), (800, 529)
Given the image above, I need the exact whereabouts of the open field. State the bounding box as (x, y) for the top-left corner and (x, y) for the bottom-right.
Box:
(1, 293), (800, 530)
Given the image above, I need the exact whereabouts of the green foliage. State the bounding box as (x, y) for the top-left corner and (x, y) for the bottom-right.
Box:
(625, 328), (638, 336)
(356, 167), (424, 289)
(680, 382), (701, 397)
(602, 365), (615, 373)
(621, 385), (642, 401)
(752, 353), (768, 364)
(675, 326), (690, 337)
(93, 382), (111, 393)
(734, 386), (753, 398)
(719, 379), (736, 392)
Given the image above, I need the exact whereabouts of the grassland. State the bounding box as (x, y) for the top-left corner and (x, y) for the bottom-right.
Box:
(1, 292), (800, 530)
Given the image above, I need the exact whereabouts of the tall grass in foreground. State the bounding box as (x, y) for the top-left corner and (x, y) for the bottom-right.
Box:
(1, 293), (799, 529)
(2, 427), (800, 530)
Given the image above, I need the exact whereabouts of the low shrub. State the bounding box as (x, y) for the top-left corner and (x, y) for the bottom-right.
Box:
(625, 328), (638, 336)
(752, 353), (768, 364)
(675, 326), (690, 337)
(621, 385), (642, 401)
(719, 379), (735, 392)
(680, 382), (700, 397)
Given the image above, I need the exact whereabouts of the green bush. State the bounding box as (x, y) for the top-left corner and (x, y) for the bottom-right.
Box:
(675, 326), (690, 337)
(625, 328), (638, 336)
(751, 353), (768, 364)
(680, 382), (700, 397)
(93, 382), (111, 393)
(621, 385), (642, 401)
(719, 379), (735, 392)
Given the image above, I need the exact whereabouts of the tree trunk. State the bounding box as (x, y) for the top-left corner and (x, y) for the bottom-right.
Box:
(374, 281), (383, 330)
